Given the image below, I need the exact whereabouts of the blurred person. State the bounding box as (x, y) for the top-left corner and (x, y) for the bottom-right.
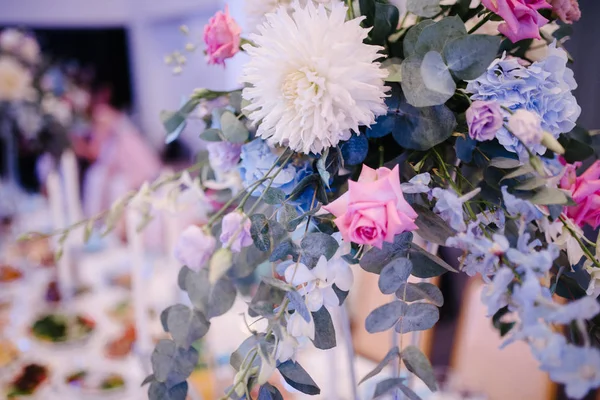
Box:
(72, 85), (161, 220)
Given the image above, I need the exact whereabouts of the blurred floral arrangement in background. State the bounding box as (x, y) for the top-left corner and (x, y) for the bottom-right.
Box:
(0, 28), (92, 173)
(39, 0), (600, 399)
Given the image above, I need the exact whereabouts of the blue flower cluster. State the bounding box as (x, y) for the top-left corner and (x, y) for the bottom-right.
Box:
(446, 188), (600, 398)
(467, 43), (581, 160)
(239, 139), (300, 195)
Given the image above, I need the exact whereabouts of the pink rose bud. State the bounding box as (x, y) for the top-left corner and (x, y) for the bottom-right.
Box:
(549, 0), (581, 24)
(561, 160), (600, 229)
(174, 225), (216, 271)
(481, 0), (551, 43)
(219, 210), (253, 252)
(324, 165), (418, 249)
(203, 6), (242, 66)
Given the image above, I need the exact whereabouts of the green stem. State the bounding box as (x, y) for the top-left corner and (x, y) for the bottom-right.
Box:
(559, 215), (600, 269)
(345, 0), (355, 20)
(468, 12), (494, 34)
(225, 151), (295, 250)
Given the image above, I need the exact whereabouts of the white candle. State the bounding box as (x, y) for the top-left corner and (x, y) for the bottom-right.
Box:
(60, 150), (83, 224)
(47, 170), (73, 298)
(126, 208), (152, 355)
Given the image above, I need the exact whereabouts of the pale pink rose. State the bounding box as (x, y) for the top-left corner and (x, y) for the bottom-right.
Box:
(481, 0), (551, 43)
(549, 0), (581, 24)
(558, 158), (581, 189)
(219, 210), (253, 252)
(203, 6), (241, 66)
(324, 165), (418, 249)
(561, 160), (600, 229)
(174, 225), (216, 271)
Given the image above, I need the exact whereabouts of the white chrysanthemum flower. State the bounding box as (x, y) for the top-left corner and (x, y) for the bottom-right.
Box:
(244, 0), (338, 31)
(0, 56), (31, 102)
(241, 1), (388, 154)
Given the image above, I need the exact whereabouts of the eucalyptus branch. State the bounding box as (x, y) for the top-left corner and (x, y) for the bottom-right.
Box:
(219, 349), (259, 400)
(22, 160), (206, 243)
(225, 151), (295, 250)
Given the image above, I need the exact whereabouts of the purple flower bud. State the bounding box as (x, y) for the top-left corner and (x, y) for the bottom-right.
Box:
(174, 225), (216, 271)
(219, 210), (253, 252)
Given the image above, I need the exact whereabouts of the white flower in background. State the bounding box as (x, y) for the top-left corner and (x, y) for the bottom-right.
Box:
(508, 109), (544, 147)
(0, 56), (31, 102)
(20, 36), (40, 64)
(241, 1), (388, 154)
(42, 95), (73, 126)
(174, 225), (216, 271)
(0, 29), (23, 53)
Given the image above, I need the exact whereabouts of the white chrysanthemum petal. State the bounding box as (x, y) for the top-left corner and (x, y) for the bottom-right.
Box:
(241, 1), (388, 154)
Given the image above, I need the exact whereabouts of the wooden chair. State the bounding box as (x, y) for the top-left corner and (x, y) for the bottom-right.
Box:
(450, 278), (556, 400)
(350, 267), (434, 362)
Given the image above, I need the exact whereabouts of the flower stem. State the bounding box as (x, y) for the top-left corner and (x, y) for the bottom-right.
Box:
(345, 0), (355, 20)
(468, 12), (493, 34)
(225, 151), (295, 249)
(559, 215), (600, 269)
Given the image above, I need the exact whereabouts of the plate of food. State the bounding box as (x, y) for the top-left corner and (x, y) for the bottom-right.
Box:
(30, 313), (96, 345)
(63, 368), (127, 398)
(0, 264), (23, 284)
(0, 339), (20, 369)
(3, 363), (49, 399)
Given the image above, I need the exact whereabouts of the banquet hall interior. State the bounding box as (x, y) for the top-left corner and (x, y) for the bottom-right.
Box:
(1, 0), (600, 399)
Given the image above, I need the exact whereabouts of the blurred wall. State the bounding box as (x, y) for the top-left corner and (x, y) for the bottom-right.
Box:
(0, 0), (245, 150)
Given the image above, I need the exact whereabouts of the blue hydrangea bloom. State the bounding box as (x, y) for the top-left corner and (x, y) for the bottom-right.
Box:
(502, 186), (543, 222)
(467, 44), (581, 160)
(239, 139), (298, 195)
(544, 345), (600, 399)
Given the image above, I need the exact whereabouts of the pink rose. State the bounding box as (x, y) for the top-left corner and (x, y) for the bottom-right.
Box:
(203, 6), (241, 66)
(324, 165), (418, 248)
(561, 160), (600, 229)
(219, 210), (253, 252)
(481, 0), (551, 43)
(549, 0), (581, 24)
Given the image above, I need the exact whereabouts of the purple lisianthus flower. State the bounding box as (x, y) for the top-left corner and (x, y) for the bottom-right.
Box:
(207, 141), (242, 172)
(174, 225), (216, 271)
(219, 210), (253, 252)
(466, 100), (504, 141)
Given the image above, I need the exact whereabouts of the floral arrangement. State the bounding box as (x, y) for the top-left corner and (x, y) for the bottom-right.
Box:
(42, 0), (600, 399)
(0, 28), (88, 168)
